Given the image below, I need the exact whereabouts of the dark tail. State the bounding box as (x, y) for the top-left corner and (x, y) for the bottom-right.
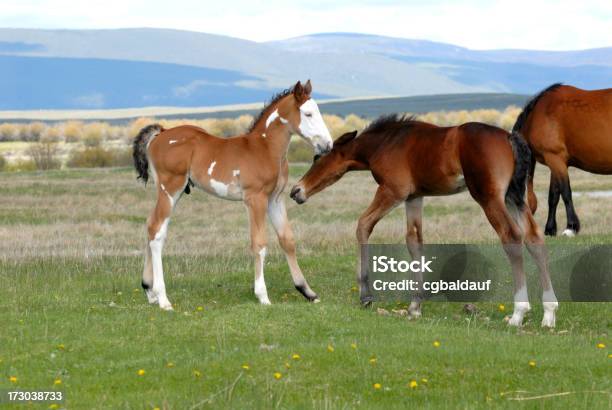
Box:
(132, 124), (164, 183)
(506, 132), (531, 209)
(512, 83), (562, 133)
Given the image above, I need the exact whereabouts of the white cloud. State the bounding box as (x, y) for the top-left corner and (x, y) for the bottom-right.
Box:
(0, 0), (610, 50)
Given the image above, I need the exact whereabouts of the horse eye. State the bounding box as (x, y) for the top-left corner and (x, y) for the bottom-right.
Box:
(305, 113), (313, 117)
(313, 154), (321, 163)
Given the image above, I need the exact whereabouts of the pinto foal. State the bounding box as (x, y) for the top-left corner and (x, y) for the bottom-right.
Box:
(291, 115), (559, 327)
(133, 81), (332, 310)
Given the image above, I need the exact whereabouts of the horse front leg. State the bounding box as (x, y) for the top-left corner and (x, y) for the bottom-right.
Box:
(268, 196), (319, 302)
(405, 197), (424, 318)
(245, 193), (271, 305)
(356, 186), (401, 307)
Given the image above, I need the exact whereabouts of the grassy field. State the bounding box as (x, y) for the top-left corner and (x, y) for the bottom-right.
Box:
(0, 164), (610, 409)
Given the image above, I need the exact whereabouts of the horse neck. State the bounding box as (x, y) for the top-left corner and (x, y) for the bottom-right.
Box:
(249, 122), (292, 163)
(343, 137), (372, 171)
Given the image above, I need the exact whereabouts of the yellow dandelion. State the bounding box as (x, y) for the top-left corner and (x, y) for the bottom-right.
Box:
(166, 362), (175, 368)
(528, 360), (536, 367)
(596, 343), (606, 349)
(421, 378), (428, 384)
(193, 370), (202, 377)
(49, 405), (59, 409)
(54, 378), (62, 385)
(498, 304), (506, 312)
(241, 364), (250, 370)
(351, 343), (357, 350)
(608, 354), (612, 359)
(196, 306), (204, 312)
(373, 383), (382, 390)
(137, 369), (146, 376)
(57, 344), (65, 350)
(369, 357), (377, 365)
(133, 288), (139, 292)
(292, 353), (301, 360)
(285, 362), (291, 369)
(327, 344), (335, 352)
(273, 372), (282, 380)
(351, 286), (358, 292)
(433, 340), (441, 348)
(408, 380), (418, 389)
(153, 408), (160, 410)
(9, 376), (17, 383)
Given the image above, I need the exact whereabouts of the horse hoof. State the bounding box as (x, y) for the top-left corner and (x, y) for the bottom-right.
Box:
(311, 297), (321, 304)
(159, 303), (174, 311)
(507, 315), (523, 327)
(541, 315), (556, 328)
(561, 229), (576, 237)
(544, 227), (557, 236)
(360, 297), (373, 308)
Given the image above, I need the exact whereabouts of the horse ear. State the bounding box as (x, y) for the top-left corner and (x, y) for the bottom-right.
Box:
(304, 79), (312, 96)
(293, 81), (304, 101)
(335, 130), (358, 145)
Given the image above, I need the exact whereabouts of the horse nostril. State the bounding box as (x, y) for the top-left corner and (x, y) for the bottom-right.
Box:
(290, 186), (300, 199)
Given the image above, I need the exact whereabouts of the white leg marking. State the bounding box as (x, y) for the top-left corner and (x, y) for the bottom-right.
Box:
(150, 218), (173, 310)
(408, 301), (422, 318)
(508, 286), (530, 327)
(207, 161), (216, 176)
(255, 247), (271, 305)
(169, 139), (177, 144)
(541, 288), (558, 328)
(561, 229), (576, 237)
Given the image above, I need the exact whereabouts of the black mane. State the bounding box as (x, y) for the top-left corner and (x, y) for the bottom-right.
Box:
(512, 83), (563, 133)
(248, 87), (294, 132)
(358, 114), (421, 145)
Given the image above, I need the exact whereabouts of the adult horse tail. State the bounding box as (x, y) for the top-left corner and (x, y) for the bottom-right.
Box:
(505, 131), (531, 209)
(511, 83), (563, 213)
(132, 124), (164, 184)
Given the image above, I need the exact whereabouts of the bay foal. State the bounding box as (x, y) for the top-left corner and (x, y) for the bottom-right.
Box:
(513, 83), (612, 236)
(133, 81), (332, 310)
(291, 115), (558, 327)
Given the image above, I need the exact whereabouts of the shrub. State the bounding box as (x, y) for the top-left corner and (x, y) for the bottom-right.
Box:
(21, 122), (46, 142)
(62, 121), (84, 143)
(0, 123), (18, 142)
(83, 122), (108, 147)
(26, 141), (61, 170)
(67, 146), (114, 168)
(287, 138), (314, 163)
(5, 159), (37, 172)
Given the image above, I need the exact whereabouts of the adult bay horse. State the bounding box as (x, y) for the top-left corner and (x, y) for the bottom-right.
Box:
(132, 81), (333, 310)
(290, 115), (559, 327)
(513, 84), (612, 236)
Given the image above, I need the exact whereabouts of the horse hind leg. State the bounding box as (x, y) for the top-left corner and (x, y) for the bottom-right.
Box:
(520, 208), (558, 327)
(142, 175), (187, 310)
(481, 198), (531, 326)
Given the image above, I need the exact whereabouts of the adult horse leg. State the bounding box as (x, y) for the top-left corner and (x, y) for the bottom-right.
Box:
(480, 198), (530, 326)
(144, 174), (186, 311)
(404, 197), (424, 318)
(543, 156), (579, 236)
(268, 195), (319, 302)
(520, 208), (558, 327)
(245, 193), (271, 305)
(356, 186), (401, 306)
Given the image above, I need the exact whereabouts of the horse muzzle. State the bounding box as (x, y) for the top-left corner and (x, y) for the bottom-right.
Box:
(290, 185), (307, 204)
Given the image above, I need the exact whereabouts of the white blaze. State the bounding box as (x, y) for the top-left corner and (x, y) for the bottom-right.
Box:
(297, 99), (333, 154)
(208, 161), (216, 176)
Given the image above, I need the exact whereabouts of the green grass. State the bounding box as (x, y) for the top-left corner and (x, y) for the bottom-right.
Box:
(1, 255), (610, 409)
(0, 167), (611, 409)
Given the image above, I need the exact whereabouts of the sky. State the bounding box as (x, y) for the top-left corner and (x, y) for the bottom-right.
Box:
(1, 0), (611, 50)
